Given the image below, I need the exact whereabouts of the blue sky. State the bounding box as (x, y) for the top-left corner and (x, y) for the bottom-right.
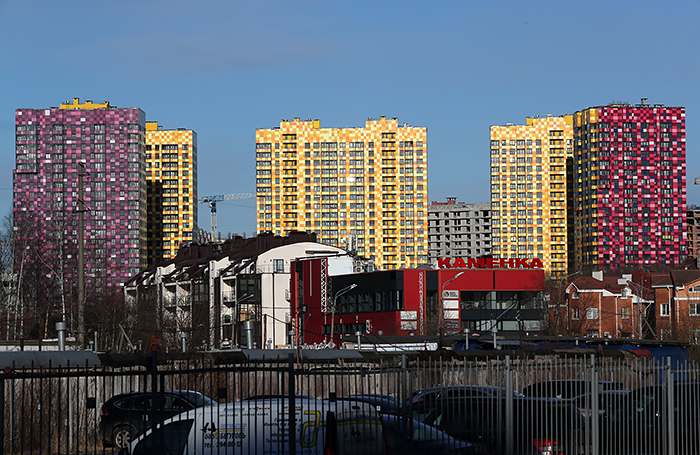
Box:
(1, 0), (699, 237)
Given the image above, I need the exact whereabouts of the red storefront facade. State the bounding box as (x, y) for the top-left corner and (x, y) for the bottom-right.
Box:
(290, 257), (545, 347)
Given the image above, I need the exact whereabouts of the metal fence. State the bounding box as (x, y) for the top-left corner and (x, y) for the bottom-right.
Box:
(1, 352), (699, 455)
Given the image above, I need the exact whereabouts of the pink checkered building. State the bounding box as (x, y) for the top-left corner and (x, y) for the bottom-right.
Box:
(573, 99), (687, 270)
(14, 98), (147, 289)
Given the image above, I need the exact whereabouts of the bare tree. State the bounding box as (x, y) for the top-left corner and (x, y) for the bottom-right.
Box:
(9, 207), (132, 347)
(567, 291), (601, 337)
(84, 286), (125, 351)
(539, 275), (567, 337)
(12, 210), (61, 341)
(0, 211), (16, 340)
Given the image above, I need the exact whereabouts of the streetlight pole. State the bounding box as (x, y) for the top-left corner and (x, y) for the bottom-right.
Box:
(561, 271), (581, 335)
(439, 271), (464, 345)
(329, 283), (357, 348)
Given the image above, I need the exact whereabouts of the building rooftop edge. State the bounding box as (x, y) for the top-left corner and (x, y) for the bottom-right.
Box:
(255, 116), (427, 131)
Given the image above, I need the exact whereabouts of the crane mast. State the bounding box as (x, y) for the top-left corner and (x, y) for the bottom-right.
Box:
(198, 193), (254, 241)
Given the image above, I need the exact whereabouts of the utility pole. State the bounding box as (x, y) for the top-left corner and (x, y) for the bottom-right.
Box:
(77, 163), (87, 348)
(439, 271), (464, 345)
(329, 283), (357, 348)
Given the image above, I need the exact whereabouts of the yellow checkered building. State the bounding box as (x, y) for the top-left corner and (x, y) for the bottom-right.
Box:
(145, 121), (197, 266)
(489, 115), (573, 278)
(255, 117), (428, 270)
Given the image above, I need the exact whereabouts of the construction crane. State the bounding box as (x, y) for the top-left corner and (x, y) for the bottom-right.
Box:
(198, 193), (254, 241)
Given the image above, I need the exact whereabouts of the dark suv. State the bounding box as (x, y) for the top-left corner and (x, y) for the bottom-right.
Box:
(600, 382), (700, 455)
(521, 380), (627, 399)
(98, 390), (216, 448)
(405, 396), (584, 455)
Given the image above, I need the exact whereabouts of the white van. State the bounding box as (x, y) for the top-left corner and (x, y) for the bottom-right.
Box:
(120, 397), (387, 455)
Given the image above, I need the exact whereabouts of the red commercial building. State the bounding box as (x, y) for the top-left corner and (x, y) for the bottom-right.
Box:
(290, 257), (545, 347)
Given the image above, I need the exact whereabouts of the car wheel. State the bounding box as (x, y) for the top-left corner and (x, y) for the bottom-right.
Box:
(112, 425), (134, 449)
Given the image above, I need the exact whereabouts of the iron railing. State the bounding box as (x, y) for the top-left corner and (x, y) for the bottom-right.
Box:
(0, 352), (698, 454)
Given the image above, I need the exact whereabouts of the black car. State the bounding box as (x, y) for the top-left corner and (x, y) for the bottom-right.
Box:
(410, 386), (523, 405)
(381, 414), (487, 455)
(405, 396), (584, 455)
(599, 382), (700, 455)
(342, 394), (403, 414)
(98, 390), (217, 449)
(522, 380), (627, 399)
(570, 390), (629, 419)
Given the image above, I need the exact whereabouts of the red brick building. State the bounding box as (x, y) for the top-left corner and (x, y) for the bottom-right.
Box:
(290, 257), (545, 347)
(555, 272), (643, 339)
(652, 270), (700, 341)
(552, 270), (700, 343)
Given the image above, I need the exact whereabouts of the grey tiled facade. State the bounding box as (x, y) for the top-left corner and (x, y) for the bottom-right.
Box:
(428, 199), (491, 263)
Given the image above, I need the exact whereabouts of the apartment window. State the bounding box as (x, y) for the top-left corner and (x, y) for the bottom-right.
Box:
(660, 303), (670, 317)
(587, 308), (599, 320)
(621, 307), (629, 319)
(691, 302), (700, 317)
(572, 308), (579, 320)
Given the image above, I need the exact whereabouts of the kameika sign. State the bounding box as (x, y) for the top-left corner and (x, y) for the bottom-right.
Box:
(438, 257), (543, 269)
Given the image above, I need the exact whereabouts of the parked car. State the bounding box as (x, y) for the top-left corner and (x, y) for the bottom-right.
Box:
(410, 385), (522, 405)
(521, 380), (626, 399)
(570, 390), (629, 418)
(599, 382), (700, 455)
(405, 396), (584, 455)
(99, 390), (217, 449)
(381, 413), (487, 455)
(119, 397), (387, 455)
(342, 394), (403, 414)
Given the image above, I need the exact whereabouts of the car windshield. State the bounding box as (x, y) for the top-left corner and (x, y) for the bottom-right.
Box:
(180, 392), (217, 407)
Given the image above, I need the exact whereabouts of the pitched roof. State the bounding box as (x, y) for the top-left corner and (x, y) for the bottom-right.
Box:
(571, 275), (626, 293)
(650, 273), (673, 287)
(125, 231), (322, 285)
(670, 270), (700, 288)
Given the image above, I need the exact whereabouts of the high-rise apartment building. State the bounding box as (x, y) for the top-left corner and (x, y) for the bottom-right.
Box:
(687, 207), (700, 268)
(14, 98), (146, 288)
(489, 115), (573, 277)
(573, 100), (687, 269)
(255, 117), (428, 270)
(428, 198), (491, 262)
(145, 121), (198, 266)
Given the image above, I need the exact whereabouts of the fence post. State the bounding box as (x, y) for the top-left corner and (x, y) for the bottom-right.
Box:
(401, 355), (407, 404)
(590, 355), (599, 455)
(505, 355), (513, 455)
(401, 355), (411, 441)
(0, 377), (4, 455)
(666, 356), (675, 455)
(150, 350), (161, 448)
(288, 353), (296, 455)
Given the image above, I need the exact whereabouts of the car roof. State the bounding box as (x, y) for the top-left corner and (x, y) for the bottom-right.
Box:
(412, 395), (574, 405)
(414, 385), (509, 394)
(107, 390), (206, 402)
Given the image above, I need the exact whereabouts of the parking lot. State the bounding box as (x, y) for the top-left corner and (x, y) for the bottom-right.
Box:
(0, 350), (697, 454)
